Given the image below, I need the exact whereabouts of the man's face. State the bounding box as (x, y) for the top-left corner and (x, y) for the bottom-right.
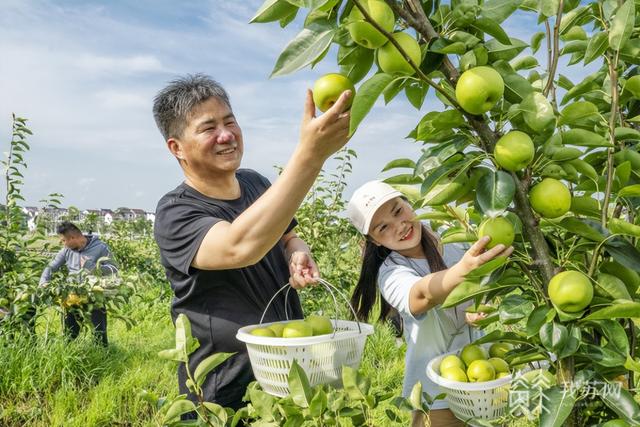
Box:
(59, 233), (84, 250)
(169, 97), (244, 177)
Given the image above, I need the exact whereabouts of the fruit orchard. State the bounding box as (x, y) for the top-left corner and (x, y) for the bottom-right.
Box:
(252, 0), (640, 425)
(2, 0), (640, 425)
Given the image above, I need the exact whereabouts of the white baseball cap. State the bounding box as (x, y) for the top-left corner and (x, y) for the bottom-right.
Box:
(347, 180), (402, 235)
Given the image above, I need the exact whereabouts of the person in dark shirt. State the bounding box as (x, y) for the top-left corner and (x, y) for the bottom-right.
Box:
(152, 74), (351, 410)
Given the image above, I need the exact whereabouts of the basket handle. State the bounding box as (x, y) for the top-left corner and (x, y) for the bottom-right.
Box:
(258, 278), (363, 335)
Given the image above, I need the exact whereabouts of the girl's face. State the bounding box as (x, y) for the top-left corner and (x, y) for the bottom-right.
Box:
(368, 197), (422, 255)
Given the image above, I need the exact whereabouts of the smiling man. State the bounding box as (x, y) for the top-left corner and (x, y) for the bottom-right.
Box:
(152, 74), (351, 411)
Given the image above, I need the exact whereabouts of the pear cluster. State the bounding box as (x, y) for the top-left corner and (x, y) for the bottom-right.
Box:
(438, 343), (513, 383)
(250, 315), (334, 338)
(347, 0), (421, 76)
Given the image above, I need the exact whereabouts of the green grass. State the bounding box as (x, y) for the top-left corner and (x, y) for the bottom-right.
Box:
(0, 288), (176, 427)
(0, 287), (546, 427)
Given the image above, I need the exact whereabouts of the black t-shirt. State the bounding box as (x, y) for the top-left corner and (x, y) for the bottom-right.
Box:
(154, 168), (303, 408)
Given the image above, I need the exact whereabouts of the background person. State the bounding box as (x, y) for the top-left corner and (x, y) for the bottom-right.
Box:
(347, 181), (513, 427)
(152, 74), (351, 411)
(39, 221), (117, 346)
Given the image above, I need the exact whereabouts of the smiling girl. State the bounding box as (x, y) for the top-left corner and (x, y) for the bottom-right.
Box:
(346, 181), (513, 427)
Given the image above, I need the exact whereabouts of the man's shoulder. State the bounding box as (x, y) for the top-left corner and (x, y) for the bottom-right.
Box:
(156, 183), (189, 210)
(237, 168), (269, 186)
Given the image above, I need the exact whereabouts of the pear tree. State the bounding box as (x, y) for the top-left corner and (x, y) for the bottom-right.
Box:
(252, 0), (640, 425)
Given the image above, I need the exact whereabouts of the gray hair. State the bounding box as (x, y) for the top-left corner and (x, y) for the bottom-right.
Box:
(152, 74), (231, 141)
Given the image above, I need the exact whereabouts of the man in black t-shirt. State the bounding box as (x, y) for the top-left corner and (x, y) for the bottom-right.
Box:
(152, 74), (351, 410)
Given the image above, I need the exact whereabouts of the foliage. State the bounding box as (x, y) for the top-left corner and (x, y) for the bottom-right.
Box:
(0, 115), (54, 332)
(253, 0), (640, 425)
(288, 148), (363, 317)
(145, 313), (423, 427)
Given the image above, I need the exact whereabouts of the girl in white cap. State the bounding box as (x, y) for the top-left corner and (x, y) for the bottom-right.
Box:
(346, 180), (513, 427)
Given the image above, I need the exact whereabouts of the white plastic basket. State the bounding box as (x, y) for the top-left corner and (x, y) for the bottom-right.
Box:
(236, 280), (374, 397)
(426, 345), (512, 425)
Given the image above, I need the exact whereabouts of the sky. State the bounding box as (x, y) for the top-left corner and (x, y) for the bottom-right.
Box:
(0, 0), (597, 212)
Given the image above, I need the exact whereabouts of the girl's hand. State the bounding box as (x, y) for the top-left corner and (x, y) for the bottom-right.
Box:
(465, 311), (487, 325)
(458, 236), (514, 275)
(288, 251), (320, 289)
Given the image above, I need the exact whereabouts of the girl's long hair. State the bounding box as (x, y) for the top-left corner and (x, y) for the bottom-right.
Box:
(350, 223), (447, 322)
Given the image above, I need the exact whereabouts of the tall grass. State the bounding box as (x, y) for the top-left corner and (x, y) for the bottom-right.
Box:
(0, 287), (176, 427)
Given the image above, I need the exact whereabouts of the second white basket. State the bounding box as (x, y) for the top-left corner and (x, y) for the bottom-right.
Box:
(237, 319), (374, 397)
(426, 345), (512, 425)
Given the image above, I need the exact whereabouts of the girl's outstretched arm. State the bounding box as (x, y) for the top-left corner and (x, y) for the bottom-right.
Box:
(408, 236), (513, 316)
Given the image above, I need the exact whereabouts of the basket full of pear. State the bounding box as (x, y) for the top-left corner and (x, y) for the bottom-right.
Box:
(236, 281), (374, 397)
(426, 342), (515, 422)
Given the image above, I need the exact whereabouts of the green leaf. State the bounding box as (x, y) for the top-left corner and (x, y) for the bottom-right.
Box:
(471, 17), (510, 45)
(384, 174), (422, 185)
(465, 256), (508, 280)
(557, 217), (606, 241)
(539, 0), (559, 17)
(405, 81), (429, 110)
(251, 0), (298, 23)
(558, 101), (599, 126)
(597, 319), (630, 354)
(584, 32), (609, 65)
(309, 388), (327, 418)
(539, 321), (568, 353)
(618, 184), (640, 197)
(609, 0), (635, 51)
(582, 343), (627, 367)
(409, 382), (422, 410)
(342, 366), (370, 401)
(349, 73), (395, 135)
(270, 20), (335, 77)
(499, 295), (535, 324)
(194, 352), (235, 387)
(285, 0), (332, 8)
(502, 72), (534, 103)
(338, 44), (374, 84)
(381, 158), (416, 172)
(526, 306), (553, 337)
(605, 236), (640, 272)
(582, 302), (640, 321)
(442, 281), (513, 308)
(164, 399), (197, 422)
(598, 385), (640, 423)
(615, 127), (640, 141)
(510, 55), (539, 71)
(474, 171), (516, 216)
(539, 386), (576, 427)
(561, 128), (611, 147)
(288, 360), (312, 408)
(559, 6), (589, 34)
(485, 38), (528, 62)
(530, 31), (545, 54)
(609, 218), (640, 238)
(480, 0), (522, 23)
(431, 40), (467, 55)
(157, 348), (186, 362)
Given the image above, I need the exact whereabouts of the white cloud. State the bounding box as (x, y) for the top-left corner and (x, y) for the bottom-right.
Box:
(76, 54), (165, 74)
(0, 0), (605, 212)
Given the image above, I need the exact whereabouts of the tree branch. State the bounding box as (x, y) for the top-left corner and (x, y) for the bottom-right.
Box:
(385, 0), (460, 81)
(543, 0), (563, 100)
(381, 1), (557, 283)
(352, 0), (459, 106)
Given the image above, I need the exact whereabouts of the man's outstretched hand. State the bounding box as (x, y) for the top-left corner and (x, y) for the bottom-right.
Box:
(298, 89), (351, 165)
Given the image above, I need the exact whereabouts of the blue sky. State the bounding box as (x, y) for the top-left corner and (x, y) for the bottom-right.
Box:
(0, 1), (596, 211)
